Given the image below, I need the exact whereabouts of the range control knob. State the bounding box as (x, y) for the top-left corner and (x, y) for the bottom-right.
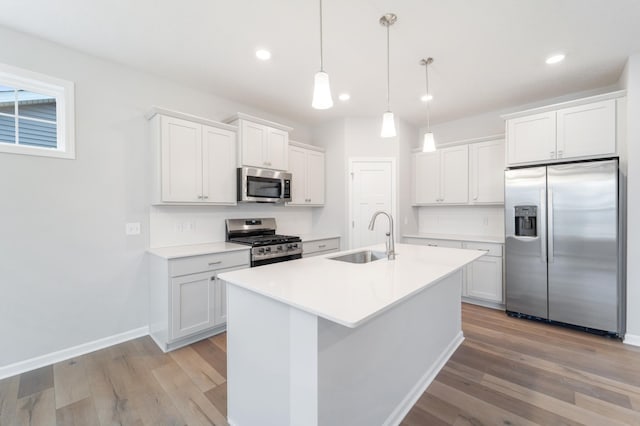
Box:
(258, 247), (265, 254)
(265, 247), (271, 252)
(277, 245), (283, 251)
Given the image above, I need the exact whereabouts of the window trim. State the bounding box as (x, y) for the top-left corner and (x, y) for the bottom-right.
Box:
(0, 62), (75, 159)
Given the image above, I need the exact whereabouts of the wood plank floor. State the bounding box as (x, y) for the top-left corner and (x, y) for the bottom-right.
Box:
(2, 303), (640, 425)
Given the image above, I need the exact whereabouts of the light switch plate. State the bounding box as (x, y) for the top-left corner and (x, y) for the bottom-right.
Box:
(125, 222), (141, 235)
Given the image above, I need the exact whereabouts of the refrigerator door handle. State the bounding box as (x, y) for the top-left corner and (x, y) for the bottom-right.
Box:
(540, 188), (547, 263)
(548, 188), (554, 263)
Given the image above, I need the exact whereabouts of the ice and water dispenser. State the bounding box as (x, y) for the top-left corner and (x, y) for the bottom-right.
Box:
(514, 206), (537, 237)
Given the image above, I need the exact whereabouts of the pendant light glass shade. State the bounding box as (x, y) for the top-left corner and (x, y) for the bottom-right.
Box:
(380, 14), (397, 138)
(381, 111), (396, 138)
(422, 132), (436, 152)
(420, 57), (436, 151)
(312, 0), (333, 110)
(312, 71), (333, 109)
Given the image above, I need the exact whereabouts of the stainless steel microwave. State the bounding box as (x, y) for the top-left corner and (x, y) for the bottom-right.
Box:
(237, 167), (292, 203)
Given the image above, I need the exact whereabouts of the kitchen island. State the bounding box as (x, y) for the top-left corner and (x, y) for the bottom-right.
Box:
(218, 243), (484, 426)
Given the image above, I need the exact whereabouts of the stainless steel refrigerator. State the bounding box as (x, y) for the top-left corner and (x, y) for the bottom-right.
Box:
(505, 159), (624, 336)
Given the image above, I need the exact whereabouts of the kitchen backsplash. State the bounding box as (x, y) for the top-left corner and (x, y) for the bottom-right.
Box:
(417, 206), (504, 237)
(150, 205), (314, 248)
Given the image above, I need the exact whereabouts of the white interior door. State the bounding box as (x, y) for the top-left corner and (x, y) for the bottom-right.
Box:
(349, 159), (395, 249)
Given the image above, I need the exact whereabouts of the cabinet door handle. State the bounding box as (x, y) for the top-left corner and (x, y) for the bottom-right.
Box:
(208, 261), (222, 266)
(197, 195), (204, 199)
(203, 195), (209, 199)
(550, 151), (555, 159)
(557, 150), (563, 158)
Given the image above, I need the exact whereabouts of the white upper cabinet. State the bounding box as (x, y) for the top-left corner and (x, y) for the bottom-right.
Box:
(440, 145), (469, 204)
(506, 112), (556, 165)
(228, 113), (292, 171)
(160, 116), (203, 203)
(202, 124), (237, 204)
(469, 139), (505, 204)
(288, 142), (325, 206)
(149, 110), (237, 205)
(504, 92), (623, 167)
(557, 99), (616, 159)
(265, 128), (289, 171)
(413, 145), (468, 205)
(413, 150), (440, 204)
(240, 120), (267, 168)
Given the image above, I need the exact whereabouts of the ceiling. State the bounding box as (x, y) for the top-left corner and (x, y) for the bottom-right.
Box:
(1, 0), (640, 128)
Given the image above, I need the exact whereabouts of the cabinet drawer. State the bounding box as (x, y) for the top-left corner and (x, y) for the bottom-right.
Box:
(463, 242), (502, 257)
(303, 238), (340, 256)
(405, 238), (463, 249)
(169, 250), (250, 277)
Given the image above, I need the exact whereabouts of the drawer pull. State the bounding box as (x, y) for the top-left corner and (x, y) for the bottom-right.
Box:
(477, 249), (490, 252)
(427, 244), (437, 247)
(318, 244), (326, 248)
(208, 261), (222, 266)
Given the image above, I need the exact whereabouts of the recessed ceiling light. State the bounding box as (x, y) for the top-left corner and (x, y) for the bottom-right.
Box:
(338, 93), (350, 101)
(545, 53), (565, 65)
(256, 49), (271, 61)
(421, 94), (433, 102)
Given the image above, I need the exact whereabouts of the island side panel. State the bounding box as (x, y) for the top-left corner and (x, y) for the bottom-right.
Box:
(317, 270), (463, 426)
(226, 284), (319, 426)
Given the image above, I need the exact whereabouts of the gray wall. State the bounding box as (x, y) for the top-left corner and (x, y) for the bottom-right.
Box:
(0, 24), (311, 368)
(311, 117), (418, 250)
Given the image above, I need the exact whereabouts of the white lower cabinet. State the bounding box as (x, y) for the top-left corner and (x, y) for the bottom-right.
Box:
(302, 237), (341, 257)
(170, 271), (230, 340)
(150, 249), (250, 352)
(404, 237), (504, 308)
(463, 242), (503, 306)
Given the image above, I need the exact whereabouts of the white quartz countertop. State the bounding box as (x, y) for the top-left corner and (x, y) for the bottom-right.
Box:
(218, 243), (484, 328)
(147, 242), (250, 259)
(403, 233), (505, 244)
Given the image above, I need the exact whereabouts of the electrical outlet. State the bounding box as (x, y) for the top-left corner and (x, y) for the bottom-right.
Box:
(125, 222), (141, 235)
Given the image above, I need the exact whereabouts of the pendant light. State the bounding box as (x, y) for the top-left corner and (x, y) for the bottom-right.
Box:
(380, 13), (397, 138)
(420, 57), (436, 152)
(312, 0), (333, 109)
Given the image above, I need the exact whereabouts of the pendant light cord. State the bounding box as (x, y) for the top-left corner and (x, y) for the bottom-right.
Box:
(425, 63), (430, 130)
(386, 23), (390, 111)
(319, 0), (324, 72)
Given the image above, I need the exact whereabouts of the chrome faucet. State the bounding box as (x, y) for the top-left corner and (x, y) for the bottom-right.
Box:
(368, 211), (396, 260)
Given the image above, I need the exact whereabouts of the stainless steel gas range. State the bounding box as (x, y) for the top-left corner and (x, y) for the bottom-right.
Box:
(225, 218), (302, 267)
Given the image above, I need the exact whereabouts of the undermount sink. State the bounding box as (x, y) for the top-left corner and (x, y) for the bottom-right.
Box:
(329, 250), (387, 264)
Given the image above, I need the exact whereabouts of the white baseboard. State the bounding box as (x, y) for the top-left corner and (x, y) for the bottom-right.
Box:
(383, 331), (465, 426)
(0, 326), (149, 380)
(624, 333), (640, 347)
